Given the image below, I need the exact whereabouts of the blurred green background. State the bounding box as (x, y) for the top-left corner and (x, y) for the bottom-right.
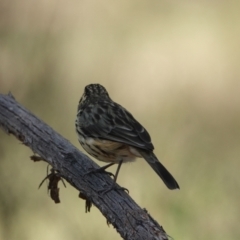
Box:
(0, 0), (240, 239)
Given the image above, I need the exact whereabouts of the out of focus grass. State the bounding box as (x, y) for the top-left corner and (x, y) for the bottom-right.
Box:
(0, 0), (240, 239)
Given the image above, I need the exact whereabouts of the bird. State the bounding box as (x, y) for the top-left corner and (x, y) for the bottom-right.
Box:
(75, 83), (179, 192)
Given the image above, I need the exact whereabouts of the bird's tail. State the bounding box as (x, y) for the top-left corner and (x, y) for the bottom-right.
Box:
(138, 150), (179, 190)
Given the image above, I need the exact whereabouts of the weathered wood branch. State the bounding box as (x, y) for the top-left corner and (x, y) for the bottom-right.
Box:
(0, 93), (169, 240)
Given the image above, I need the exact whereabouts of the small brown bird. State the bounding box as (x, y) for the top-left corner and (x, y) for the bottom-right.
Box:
(76, 84), (179, 191)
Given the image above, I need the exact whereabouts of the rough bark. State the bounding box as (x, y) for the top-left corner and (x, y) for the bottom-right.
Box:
(0, 93), (169, 240)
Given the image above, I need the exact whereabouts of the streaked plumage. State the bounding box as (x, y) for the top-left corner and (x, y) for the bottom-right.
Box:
(76, 84), (179, 190)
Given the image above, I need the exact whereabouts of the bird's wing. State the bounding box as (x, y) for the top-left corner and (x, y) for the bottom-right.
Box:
(78, 100), (154, 151)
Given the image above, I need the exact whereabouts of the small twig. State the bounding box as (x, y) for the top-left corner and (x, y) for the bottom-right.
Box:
(38, 167), (66, 204)
(79, 192), (93, 213)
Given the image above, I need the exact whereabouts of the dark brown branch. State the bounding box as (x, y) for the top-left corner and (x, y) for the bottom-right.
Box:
(0, 93), (169, 240)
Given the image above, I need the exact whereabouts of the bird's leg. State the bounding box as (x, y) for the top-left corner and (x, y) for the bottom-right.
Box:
(98, 162), (115, 172)
(83, 162), (115, 178)
(113, 160), (123, 183)
(100, 160), (129, 194)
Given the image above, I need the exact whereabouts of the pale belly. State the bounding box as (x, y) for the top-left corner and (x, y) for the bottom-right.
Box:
(78, 136), (142, 163)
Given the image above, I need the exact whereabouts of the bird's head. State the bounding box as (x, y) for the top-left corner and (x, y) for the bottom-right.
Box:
(78, 84), (110, 110)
